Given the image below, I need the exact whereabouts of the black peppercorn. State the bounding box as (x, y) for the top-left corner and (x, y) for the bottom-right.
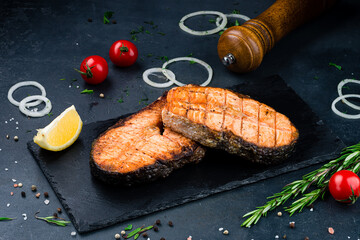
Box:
(53, 213), (58, 218)
(304, 237), (309, 240)
(21, 191), (26, 197)
(160, 238), (165, 240)
(153, 226), (159, 232)
(112, 20), (117, 24)
(155, 219), (161, 225)
(88, 18), (93, 22)
(168, 221), (173, 227)
(57, 208), (62, 213)
(142, 233), (148, 238)
(44, 192), (49, 198)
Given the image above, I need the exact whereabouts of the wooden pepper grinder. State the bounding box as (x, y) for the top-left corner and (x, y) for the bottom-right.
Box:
(217, 0), (336, 73)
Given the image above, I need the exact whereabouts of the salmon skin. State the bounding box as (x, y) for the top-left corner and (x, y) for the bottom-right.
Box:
(90, 93), (206, 186)
(162, 85), (299, 165)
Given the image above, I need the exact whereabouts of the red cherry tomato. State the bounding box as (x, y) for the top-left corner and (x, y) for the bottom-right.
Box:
(78, 55), (108, 84)
(329, 170), (360, 204)
(109, 40), (138, 67)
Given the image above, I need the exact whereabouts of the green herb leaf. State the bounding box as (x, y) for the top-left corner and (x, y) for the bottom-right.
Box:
(60, 78), (66, 81)
(126, 227), (142, 238)
(145, 30), (151, 34)
(342, 85), (350, 90)
(35, 212), (71, 227)
(314, 76), (319, 80)
(208, 18), (216, 23)
(144, 21), (154, 25)
(131, 35), (137, 41)
(124, 89), (129, 96)
(103, 11), (114, 24)
(118, 98), (124, 103)
(219, 30), (224, 35)
(156, 56), (169, 62)
(124, 224), (133, 230)
(139, 98), (149, 104)
(0, 217), (14, 221)
(329, 62), (342, 70)
(134, 233), (139, 240)
(157, 32), (166, 36)
(187, 53), (193, 57)
(232, 9), (241, 14)
(47, 112), (53, 117)
(189, 60), (196, 64)
(147, 53), (153, 57)
(81, 89), (94, 94)
(235, 19), (240, 26)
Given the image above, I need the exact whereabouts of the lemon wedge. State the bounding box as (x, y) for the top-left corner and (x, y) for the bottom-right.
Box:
(34, 105), (83, 151)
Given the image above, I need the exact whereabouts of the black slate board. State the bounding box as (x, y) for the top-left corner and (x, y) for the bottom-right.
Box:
(27, 75), (345, 233)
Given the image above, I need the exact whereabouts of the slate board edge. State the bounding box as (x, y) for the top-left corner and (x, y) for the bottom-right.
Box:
(28, 139), (344, 233)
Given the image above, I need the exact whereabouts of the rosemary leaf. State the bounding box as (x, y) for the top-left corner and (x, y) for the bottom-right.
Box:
(81, 89), (94, 94)
(126, 227), (141, 238)
(329, 62), (342, 70)
(124, 224), (132, 231)
(0, 217), (14, 221)
(35, 213), (71, 227)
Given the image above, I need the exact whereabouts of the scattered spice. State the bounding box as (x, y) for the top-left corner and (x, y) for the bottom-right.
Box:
(44, 192), (49, 198)
(155, 219), (161, 225)
(160, 238), (165, 240)
(153, 226), (159, 232)
(112, 20), (117, 24)
(14, 136), (19, 141)
(81, 89), (94, 94)
(328, 227), (335, 235)
(36, 193), (41, 198)
(99, 93), (105, 98)
(14, 184), (18, 188)
(6, 134), (9, 139)
(53, 213), (58, 218)
(35, 211), (71, 227)
(21, 191), (26, 198)
(10, 192), (13, 196)
(277, 211), (282, 216)
(18, 183), (23, 188)
(142, 232), (148, 238)
(115, 233), (121, 239)
(168, 221), (173, 227)
(31, 185), (37, 191)
(329, 62), (342, 70)
(87, 18), (92, 22)
(57, 208), (62, 213)
(289, 221), (295, 228)
(223, 230), (229, 235)
(304, 237), (309, 240)
(44, 199), (50, 205)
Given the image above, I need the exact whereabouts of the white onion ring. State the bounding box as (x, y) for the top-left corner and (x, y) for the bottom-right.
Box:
(215, 13), (250, 29)
(337, 79), (360, 110)
(19, 95), (52, 118)
(8, 81), (46, 107)
(142, 68), (176, 88)
(331, 94), (360, 119)
(161, 57), (213, 87)
(179, 11), (227, 36)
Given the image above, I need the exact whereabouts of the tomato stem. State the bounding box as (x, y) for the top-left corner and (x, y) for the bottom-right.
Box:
(74, 63), (96, 78)
(119, 43), (129, 56)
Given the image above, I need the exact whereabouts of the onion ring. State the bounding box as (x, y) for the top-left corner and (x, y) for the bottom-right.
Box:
(8, 81), (47, 107)
(331, 94), (360, 119)
(179, 11), (227, 36)
(215, 13), (250, 29)
(19, 95), (52, 118)
(161, 57), (213, 87)
(142, 68), (176, 88)
(337, 79), (360, 110)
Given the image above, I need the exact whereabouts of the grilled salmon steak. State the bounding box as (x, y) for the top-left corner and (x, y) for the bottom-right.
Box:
(162, 85), (299, 165)
(90, 93), (205, 186)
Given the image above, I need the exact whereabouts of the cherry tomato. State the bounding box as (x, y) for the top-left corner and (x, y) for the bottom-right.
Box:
(329, 170), (360, 204)
(109, 40), (138, 67)
(78, 55), (108, 84)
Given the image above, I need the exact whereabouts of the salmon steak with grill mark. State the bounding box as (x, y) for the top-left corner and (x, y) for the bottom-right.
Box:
(90, 93), (206, 186)
(162, 85), (299, 165)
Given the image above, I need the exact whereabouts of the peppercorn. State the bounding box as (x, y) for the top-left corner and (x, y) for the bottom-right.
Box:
(21, 191), (26, 197)
(114, 233), (120, 239)
(88, 18), (93, 22)
(31, 185), (37, 191)
(53, 213), (58, 218)
(112, 20), (117, 24)
(304, 237), (309, 240)
(120, 230), (126, 235)
(155, 219), (161, 225)
(57, 208), (62, 213)
(142, 232), (148, 238)
(35, 193), (41, 198)
(153, 226), (159, 232)
(99, 93), (105, 98)
(14, 136), (19, 141)
(160, 238), (165, 240)
(6, 134), (9, 139)
(289, 222), (295, 228)
(18, 183), (23, 188)
(223, 230), (229, 235)
(277, 211), (282, 217)
(168, 221), (173, 227)
(13, 184), (18, 188)
(44, 192), (49, 198)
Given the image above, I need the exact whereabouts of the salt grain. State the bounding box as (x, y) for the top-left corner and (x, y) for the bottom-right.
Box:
(15, 121), (18, 124)
(71, 231), (77, 236)
(275, 235), (279, 239)
(16, 127), (19, 130)
(219, 227), (224, 231)
(14, 161), (17, 164)
(5, 168), (8, 171)
(69, 85), (72, 88)
(44, 199), (50, 205)
(22, 213), (27, 220)
(7, 203), (10, 207)
(5, 121), (7, 123)
(310, 208), (313, 212)
(12, 179), (16, 182)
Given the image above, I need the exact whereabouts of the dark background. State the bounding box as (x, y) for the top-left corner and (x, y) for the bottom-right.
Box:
(1, 0), (359, 239)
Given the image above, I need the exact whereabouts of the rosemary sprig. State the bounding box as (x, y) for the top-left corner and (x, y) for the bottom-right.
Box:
(35, 211), (71, 227)
(123, 225), (153, 239)
(0, 217), (14, 221)
(241, 142), (360, 228)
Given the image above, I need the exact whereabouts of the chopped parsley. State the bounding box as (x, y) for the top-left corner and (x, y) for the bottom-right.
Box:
(329, 62), (342, 70)
(144, 21), (154, 25)
(47, 112), (53, 117)
(187, 53), (193, 57)
(117, 98), (124, 103)
(342, 85), (350, 90)
(314, 76), (319, 80)
(103, 11), (114, 24)
(60, 78), (66, 81)
(232, 9), (241, 14)
(139, 98), (149, 105)
(208, 18), (216, 23)
(124, 89), (129, 96)
(189, 60), (196, 64)
(81, 89), (94, 94)
(235, 19), (240, 26)
(124, 224), (133, 231)
(147, 53), (153, 57)
(131, 35), (137, 41)
(156, 56), (169, 62)
(157, 32), (166, 36)
(145, 30), (151, 34)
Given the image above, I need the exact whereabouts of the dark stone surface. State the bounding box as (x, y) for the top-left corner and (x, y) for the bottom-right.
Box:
(1, 0), (360, 239)
(27, 76), (344, 233)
